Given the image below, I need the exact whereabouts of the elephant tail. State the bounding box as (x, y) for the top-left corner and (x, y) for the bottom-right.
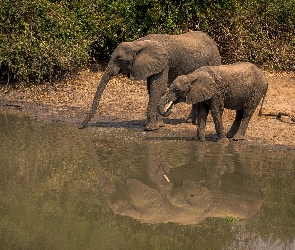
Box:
(258, 93), (295, 122)
(258, 93), (266, 116)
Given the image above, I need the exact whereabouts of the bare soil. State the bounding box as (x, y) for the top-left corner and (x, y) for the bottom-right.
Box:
(1, 65), (295, 150)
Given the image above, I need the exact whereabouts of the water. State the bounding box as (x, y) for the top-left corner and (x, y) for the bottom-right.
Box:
(1, 109), (295, 249)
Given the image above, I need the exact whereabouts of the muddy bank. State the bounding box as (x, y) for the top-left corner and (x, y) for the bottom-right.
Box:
(1, 67), (295, 150)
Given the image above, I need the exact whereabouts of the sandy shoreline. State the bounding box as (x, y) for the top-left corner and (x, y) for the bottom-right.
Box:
(1, 67), (295, 150)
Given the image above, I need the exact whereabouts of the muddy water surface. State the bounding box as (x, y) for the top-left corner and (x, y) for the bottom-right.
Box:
(1, 109), (295, 249)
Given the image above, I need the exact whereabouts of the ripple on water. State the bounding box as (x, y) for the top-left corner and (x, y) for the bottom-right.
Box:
(1, 109), (295, 249)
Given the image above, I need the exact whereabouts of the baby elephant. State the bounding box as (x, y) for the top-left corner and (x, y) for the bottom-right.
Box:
(158, 62), (268, 142)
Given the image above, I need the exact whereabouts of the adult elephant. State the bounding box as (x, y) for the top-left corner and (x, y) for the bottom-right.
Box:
(79, 31), (221, 130)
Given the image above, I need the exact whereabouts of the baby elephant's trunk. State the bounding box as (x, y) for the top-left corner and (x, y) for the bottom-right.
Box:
(158, 92), (177, 117)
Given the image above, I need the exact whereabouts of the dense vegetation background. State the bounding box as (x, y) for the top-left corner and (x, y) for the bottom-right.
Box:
(1, 0), (295, 83)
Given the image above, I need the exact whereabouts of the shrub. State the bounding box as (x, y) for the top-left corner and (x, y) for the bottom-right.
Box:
(0, 0), (91, 83)
(1, 0), (295, 84)
(87, 0), (295, 72)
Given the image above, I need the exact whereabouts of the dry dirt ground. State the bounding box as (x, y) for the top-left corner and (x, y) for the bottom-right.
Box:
(1, 65), (295, 150)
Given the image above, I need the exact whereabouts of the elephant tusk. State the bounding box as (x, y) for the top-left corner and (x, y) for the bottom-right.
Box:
(164, 101), (173, 113)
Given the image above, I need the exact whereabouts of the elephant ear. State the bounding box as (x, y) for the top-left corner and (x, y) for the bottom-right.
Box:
(186, 70), (218, 104)
(131, 40), (168, 80)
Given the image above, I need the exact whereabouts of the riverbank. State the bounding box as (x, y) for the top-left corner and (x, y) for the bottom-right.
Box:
(1, 65), (295, 150)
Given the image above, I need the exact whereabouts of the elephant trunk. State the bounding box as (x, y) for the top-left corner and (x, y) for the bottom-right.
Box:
(79, 64), (120, 129)
(158, 92), (177, 117)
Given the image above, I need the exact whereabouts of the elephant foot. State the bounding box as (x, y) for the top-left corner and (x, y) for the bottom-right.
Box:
(196, 129), (205, 142)
(217, 137), (229, 143)
(144, 120), (165, 131)
(226, 130), (237, 138)
(198, 137), (206, 142)
(197, 134), (206, 142)
(226, 132), (234, 138)
(231, 135), (245, 141)
(158, 120), (165, 127)
(186, 118), (196, 124)
(144, 125), (158, 131)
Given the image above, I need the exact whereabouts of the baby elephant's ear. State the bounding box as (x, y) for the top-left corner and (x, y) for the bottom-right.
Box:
(186, 71), (218, 104)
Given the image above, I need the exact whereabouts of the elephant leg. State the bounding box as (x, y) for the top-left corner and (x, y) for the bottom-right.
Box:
(226, 110), (243, 138)
(145, 70), (168, 131)
(196, 103), (209, 142)
(210, 103), (226, 141)
(186, 104), (198, 124)
(232, 108), (255, 140)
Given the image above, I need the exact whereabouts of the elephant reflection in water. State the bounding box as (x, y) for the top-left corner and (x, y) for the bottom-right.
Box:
(94, 142), (263, 225)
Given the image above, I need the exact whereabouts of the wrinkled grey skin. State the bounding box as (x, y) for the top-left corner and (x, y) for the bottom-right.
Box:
(158, 62), (268, 141)
(79, 31), (221, 130)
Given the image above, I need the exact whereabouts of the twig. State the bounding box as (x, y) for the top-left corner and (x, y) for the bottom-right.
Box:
(261, 111), (295, 122)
